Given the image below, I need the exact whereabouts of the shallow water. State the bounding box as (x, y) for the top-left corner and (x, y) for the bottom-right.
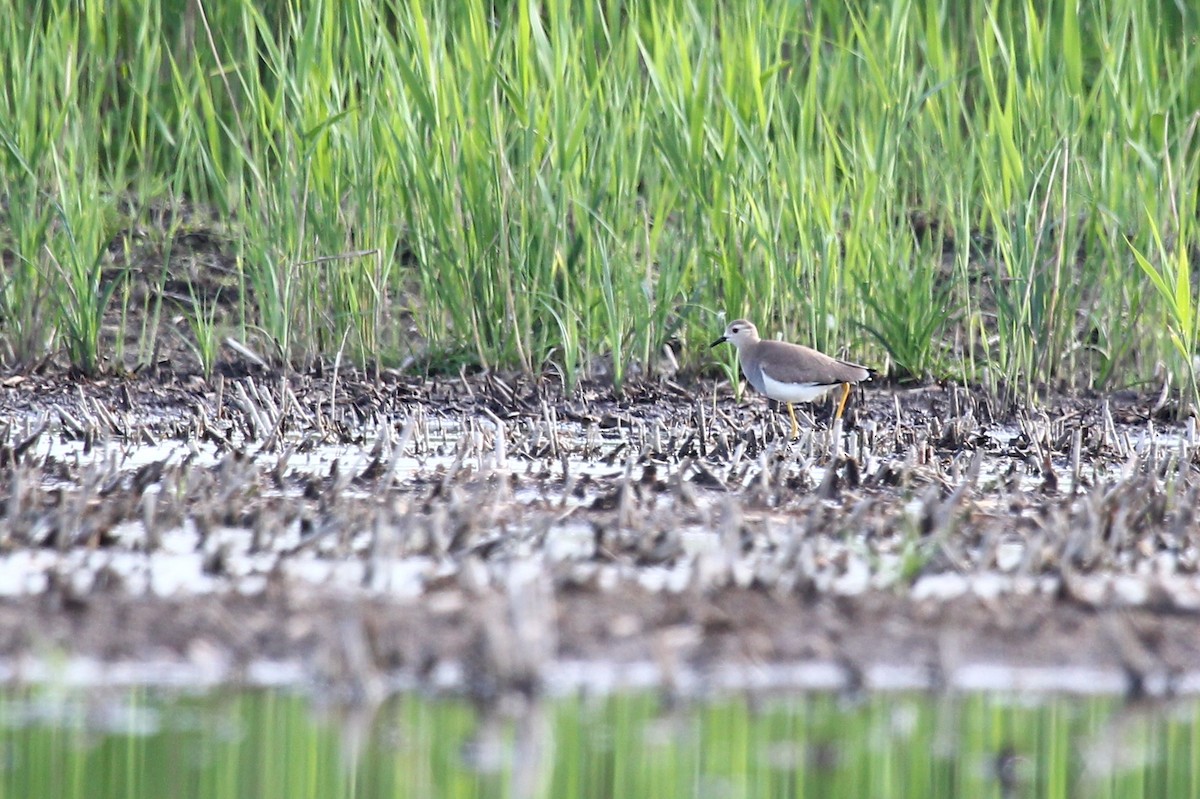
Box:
(7, 391), (1200, 701)
(2, 687), (1197, 799)
(12, 414), (1193, 603)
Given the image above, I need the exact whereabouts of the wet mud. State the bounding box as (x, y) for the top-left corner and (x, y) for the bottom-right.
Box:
(1, 368), (1198, 699)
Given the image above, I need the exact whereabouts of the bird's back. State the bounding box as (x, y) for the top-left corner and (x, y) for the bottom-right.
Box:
(755, 339), (869, 387)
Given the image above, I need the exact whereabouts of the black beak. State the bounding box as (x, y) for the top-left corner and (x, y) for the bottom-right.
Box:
(710, 335), (727, 349)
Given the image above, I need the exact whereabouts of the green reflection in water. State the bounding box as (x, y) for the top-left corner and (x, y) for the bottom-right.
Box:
(1, 688), (1197, 798)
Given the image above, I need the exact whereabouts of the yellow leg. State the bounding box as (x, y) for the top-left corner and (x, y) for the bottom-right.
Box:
(787, 402), (799, 439)
(834, 382), (851, 421)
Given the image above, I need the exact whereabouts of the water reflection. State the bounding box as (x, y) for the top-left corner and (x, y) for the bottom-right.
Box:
(1, 688), (1197, 798)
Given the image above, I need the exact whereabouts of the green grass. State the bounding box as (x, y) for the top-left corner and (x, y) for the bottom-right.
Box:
(2, 687), (1198, 798)
(0, 0), (1197, 403)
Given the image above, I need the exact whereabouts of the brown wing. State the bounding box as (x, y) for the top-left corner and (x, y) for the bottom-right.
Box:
(755, 340), (870, 386)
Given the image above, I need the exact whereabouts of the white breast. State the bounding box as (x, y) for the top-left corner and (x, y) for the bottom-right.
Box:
(760, 373), (839, 403)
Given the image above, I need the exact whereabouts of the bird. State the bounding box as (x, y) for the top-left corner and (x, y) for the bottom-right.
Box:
(711, 319), (871, 438)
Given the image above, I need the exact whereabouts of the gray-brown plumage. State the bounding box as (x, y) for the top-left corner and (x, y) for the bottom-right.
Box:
(711, 319), (870, 437)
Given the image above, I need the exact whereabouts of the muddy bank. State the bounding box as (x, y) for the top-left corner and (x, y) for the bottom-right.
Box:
(3, 587), (1199, 699)
(1, 369), (1198, 697)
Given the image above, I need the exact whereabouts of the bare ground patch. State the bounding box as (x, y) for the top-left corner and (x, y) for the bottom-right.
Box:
(1, 369), (1198, 697)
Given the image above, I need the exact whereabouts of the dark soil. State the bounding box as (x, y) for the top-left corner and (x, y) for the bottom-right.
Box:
(1, 364), (1199, 699)
(3, 582), (1198, 699)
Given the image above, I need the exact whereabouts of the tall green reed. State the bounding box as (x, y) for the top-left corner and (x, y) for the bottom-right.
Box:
(0, 0), (1197, 399)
